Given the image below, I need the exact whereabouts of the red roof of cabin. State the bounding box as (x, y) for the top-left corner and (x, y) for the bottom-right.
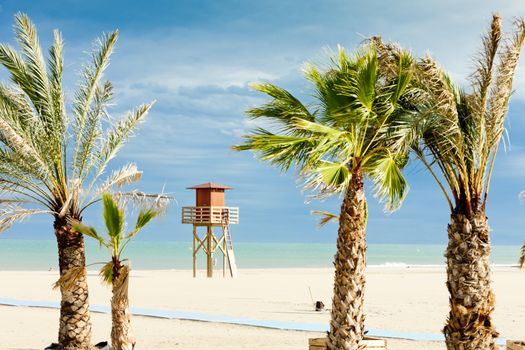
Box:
(187, 182), (233, 190)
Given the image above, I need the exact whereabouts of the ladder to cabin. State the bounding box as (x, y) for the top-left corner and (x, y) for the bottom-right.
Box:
(223, 224), (238, 278)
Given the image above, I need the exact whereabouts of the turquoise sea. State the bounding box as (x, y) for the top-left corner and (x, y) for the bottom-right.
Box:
(0, 240), (521, 270)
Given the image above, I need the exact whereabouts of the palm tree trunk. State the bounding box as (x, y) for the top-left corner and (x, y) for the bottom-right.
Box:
(327, 172), (367, 350)
(111, 265), (135, 350)
(443, 210), (499, 350)
(55, 217), (92, 350)
(519, 242), (525, 268)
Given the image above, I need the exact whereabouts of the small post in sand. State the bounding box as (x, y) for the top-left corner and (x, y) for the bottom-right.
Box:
(182, 182), (239, 278)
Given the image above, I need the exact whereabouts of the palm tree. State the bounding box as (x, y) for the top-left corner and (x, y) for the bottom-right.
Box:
(518, 243), (525, 269)
(0, 13), (154, 349)
(72, 193), (158, 350)
(373, 15), (525, 349)
(519, 191), (525, 268)
(234, 44), (413, 349)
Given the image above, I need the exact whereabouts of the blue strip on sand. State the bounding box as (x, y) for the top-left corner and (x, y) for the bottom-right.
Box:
(0, 298), (506, 345)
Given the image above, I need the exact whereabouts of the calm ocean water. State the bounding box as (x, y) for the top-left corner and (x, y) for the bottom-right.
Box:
(0, 239), (521, 270)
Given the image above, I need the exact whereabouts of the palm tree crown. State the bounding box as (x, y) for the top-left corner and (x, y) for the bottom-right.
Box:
(235, 44), (414, 208)
(0, 13), (152, 227)
(377, 15), (525, 214)
(74, 192), (157, 283)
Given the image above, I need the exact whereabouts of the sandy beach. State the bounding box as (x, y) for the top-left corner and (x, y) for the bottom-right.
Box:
(0, 266), (523, 349)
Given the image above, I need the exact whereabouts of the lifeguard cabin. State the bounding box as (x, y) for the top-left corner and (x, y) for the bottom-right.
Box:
(181, 182), (239, 278)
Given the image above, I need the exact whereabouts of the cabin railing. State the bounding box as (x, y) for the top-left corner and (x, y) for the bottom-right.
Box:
(182, 206), (239, 225)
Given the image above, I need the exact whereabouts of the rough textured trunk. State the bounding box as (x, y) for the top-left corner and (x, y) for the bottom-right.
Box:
(55, 218), (92, 349)
(443, 210), (499, 350)
(111, 265), (135, 350)
(327, 173), (367, 350)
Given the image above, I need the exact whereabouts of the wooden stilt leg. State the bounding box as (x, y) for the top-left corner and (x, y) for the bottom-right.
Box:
(223, 232), (226, 278)
(207, 226), (213, 278)
(193, 226), (196, 278)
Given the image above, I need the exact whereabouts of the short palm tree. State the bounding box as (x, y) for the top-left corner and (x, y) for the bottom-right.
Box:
(73, 193), (158, 350)
(0, 13), (153, 349)
(518, 243), (525, 269)
(234, 44), (413, 349)
(518, 191), (525, 269)
(374, 15), (525, 349)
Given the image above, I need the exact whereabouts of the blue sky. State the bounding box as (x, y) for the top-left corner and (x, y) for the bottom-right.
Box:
(0, 0), (525, 244)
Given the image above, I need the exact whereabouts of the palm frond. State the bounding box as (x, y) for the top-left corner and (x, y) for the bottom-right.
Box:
(0, 117), (55, 186)
(247, 83), (315, 129)
(233, 129), (316, 171)
(72, 219), (107, 248)
(72, 31), (118, 177)
(0, 205), (49, 233)
(0, 84), (37, 132)
(111, 191), (171, 216)
(363, 151), (408, 212)
(486, 18), (525, 149)
(76, 80), (114, 180)
(237, 42), (415, 211)
(13, 13), (54, 123)
(102, 192), (124, 240)
(311, 210), (339, 227)
(126, 209), (156, 240)
(468, 15), (501, 157)
(83, 102), (153, 195)
(52, 266), (86, 291)
(99, 260), (114, 285)
(95, 163), (142, 197)
(304, 160), (351, 196)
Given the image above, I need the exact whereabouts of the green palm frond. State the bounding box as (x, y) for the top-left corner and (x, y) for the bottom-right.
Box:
(233, 129), (315, 171)
(103, 192), (124, 241)
(363, 151), (408, 212)
(72, 220), (107, 248)
(305, 160), (351, 194)
(127, 209), (156, 240)
(248, 83), (315, 128)
(236, 43), (413, 209)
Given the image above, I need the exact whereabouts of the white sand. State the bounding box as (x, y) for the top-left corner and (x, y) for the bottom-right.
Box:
(0, 266), (523, 349)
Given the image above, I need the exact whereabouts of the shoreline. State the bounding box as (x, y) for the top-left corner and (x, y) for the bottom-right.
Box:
(0, 264), (520, 272)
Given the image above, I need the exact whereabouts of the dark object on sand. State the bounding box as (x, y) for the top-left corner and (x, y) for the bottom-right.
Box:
(44, 344), (62, 350)
(94, 341), (110, 349)
(315, 301), (325, 311)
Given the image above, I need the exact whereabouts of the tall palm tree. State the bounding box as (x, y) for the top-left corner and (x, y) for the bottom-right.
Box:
(72, 193), (159, 350)
(234, 44), (413, 349)
(0, 13), (153, 349)
(374, 15), (525, 350)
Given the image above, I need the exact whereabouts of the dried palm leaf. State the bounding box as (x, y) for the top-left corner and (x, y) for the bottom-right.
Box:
(52, 266), (86, 291)
(311, 210), (339, 227)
